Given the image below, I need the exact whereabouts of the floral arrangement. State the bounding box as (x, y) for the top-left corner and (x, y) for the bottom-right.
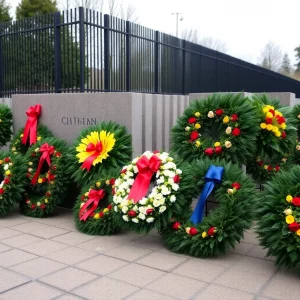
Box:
(0, 104), (13, 147)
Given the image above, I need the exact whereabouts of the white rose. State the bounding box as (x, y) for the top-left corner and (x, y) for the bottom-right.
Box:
(207, 111), (214, 118)
(296, 145), (300, 151)
(155, 193), (163, 200)
(122, 215), (129, 222)
(171, 183), (179, 191)
(4, 164), (9, 171)
(225, 127), (232, 134)
(159, 198), (165, 205)
(146, 217), (154, 223)
(127, 171), (133, 177)
(225, 141), (232, 148)
(157, 177), (164, 184)
(139, 198), (148, 205)
(144, 151), (153, 159)
(133, 205), (138, 212)
(185, 126), (190, 131)
(161, 186), (170, 195)
(156, 171), (160, 178)
(170, 195), (176, 203)
(139, 206), (146, 213)
(153, 199), (161, 207)
(127, 178), (134, 185)
(114, 206), (119, 212)
(122, 206), (128, 214)
(168, 178), (174, 185)
(132, 218), (139, 223)
(138, 213), (146, 220)
(0, 181), (3, 188)
(159, 206), (166, 213)
(176, 169), (182, 174)
(133, 166), (138, 173)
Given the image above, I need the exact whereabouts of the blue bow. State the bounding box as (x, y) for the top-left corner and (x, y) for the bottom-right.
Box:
(190, 165), (224, 225)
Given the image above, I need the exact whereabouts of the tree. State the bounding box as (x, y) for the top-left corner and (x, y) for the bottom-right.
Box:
(259, 41), (282, 71)
(181, 28), (199, 44)
(16, 0), (58, 19)
(199, 36), (228, 53)
(281, 53), (292, 74)
(0, 0), (12, 22)
(295, 45), (300, 72)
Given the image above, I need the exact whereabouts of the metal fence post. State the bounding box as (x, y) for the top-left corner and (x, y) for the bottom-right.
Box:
(182, 39), (186, 95)
(0, 24), (3, 98)
(54, 12), (62, 93)
(154, 30), (159, 93)
(126, 20), (131, 92)
(104, 14), (110, 92)
(79, 7), (85, 93)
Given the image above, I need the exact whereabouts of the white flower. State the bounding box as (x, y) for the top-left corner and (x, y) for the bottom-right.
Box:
(139, 206), (146, 214)
(0, 181), (3, 188)
(208, 111), (215, 118)
(171, 183), (179, 191)
(168, 178), (174, 185)
(138, 213), (146, 220)
(296, 145), (300, 151)
(146, 217), (155, 223)
(153, 199), (161, 207)
(114, 206), (118, 212)
(127, 178), (134, 185)
(159, 206), (167, 213)
(157, 177), (164, 184)
(225, 141), (232, 148)
(144, 151), (153, 159)
(132, 218), (139, 223)
(3, 164), (9, 171)
(159, 198), (165, 205)
(133, 166), (138, 173)
(225, 127), (232, 134)
(122, 206), (128, 214)
(161, 186), (171, 195)
(170, 195), (176, 203)
(185, 126), (190, 131)
(127, 171), (133, 177)
(156, 171), (160, 178)
(176, 169), (182, 174)
(139, 198), (148, 205)
(133, 205), (138, 212)
(122, 215), (129, 222)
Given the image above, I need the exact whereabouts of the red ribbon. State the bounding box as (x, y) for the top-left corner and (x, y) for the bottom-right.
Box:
(79, 189), (105, 221)
(31, 143), (54, 185)
(81, 141), (103, 171)
(22, 104), (42, 145)
(127, 155), (161, 203)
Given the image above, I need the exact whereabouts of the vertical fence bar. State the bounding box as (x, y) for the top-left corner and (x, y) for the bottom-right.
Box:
(104, 14), (110, 91)
(54, 11), (62, 93)
(79, 7), (85, 92)
(154, 30), (159, 93)
(126, 20), (131, 92)
(0, 24), (3, 98)
(182, 39), (186, 95)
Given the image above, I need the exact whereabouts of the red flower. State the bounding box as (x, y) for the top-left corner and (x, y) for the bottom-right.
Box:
(40, 204), (46, 209)
(288, 222), (300, 232)
(26, 173), (31, 178)
(265, 118), (273, 124)
(173, 175), (181, 183)
(189, 227), (198, 235)
(267, 165), (273, 172)
(46, 192), (51, 197)
(31, 204), (36, 210)
(269, 109), (275, 115)
(50, 174), (55, 180)
(275, 166), (280, 172)
(292, 197), (300, 206)
(208, 227), (216, 236)
(121, 168), (127, 174)
(188, 117), (197, 124)
(81, 195), (85, 201)
(52, 166), (57, 171)
(204, 148), (214, 156)
(153, 150), (160, 154)
(4, 157), (10, 163)
(231, 114), (239, 122)
(107, 204), (112, 210)
(172, 222), (181, 230)
(215, 146), (222, 154)
(31, 153), (36, 157)
(146, 208), (154, 215)
(232, 128), (241, 136)
(128, 210), (137, 217)
(276, 116), (286, 125)
(25, 199), (30, 204)
(231, 182), (241, 190)
(281, 132), (286, 139)
(3, 178), (10, 184)
(190, 131), (199, 141)
(55, 152), (61, 157)
(112, 188), (116, 195)
(42, 177), (47, 183)
(0, 188), (4, 194)
(109, 178), (116, 186)
(257, 161), (264, 166)
(99, 212), (104, 218)
(215, 109), (224, 116)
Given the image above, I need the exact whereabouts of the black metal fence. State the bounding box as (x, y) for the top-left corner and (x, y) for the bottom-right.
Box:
(1, 7), (300, 98)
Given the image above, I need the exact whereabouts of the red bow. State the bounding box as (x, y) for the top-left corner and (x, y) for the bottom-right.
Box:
(31, 143), (54, 185)
(127, 155), (161, 203)
(81, 141), (103, 171)
(22, 104), (42, 145)
(79, 189), (105, 221)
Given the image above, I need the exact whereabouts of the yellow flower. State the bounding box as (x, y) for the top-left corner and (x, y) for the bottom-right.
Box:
(28, 162), (33, 165)
(37, 136), (42, 141)
(84, 192), (89, 197)
(286, 195), (293, 203)
(45, 199), (48, 203)
(103, 208), (109, 213)
(11, 147), (16, 151)
(260, 123), (267, 129)
(298, 114), (300, 119)
(194, 123), (201, 129)
(266, 124), (273, 131)
(5, 170), (11, 176)
(50, 181), (54, 185)
(76, 131), (116, 166)
(275, 131), (281, 137)
(214, 142), (221, 147)
(0, 160), (3, 165)
(20, 134), (24, 138)
(94, 213), (100, 219)
(281, 123), (286, 130)
(223, 116), (230, 124)
(277, 111), (282, 117)
(262, 107), (269, 114)
(266, 112), (273, 119)
(297, 229), (300, 236)
(96, 181), (101, 187)
(195, 141), (201, 148)
(0, 119), (2, 123)
(225, 141), (232, 148)
(37, 202), (41, 207)
(38, 178), (43, 184)
(286, 215), (295, 224)
(202, 232), (207, 238)
(195, 112), (201, 117)
(272, 126), (279, 133)
(185, 227), (191, 234)
(264, 165), (268, 170)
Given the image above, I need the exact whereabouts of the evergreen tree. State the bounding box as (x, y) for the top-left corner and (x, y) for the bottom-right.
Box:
(281, 53), (292, 74)
(16, 0), (58, 19)
(0, 0), (12, 22)
(295, 45), (300, 72)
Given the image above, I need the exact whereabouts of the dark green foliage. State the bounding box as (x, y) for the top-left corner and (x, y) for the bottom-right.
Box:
(161, 158), (257, 257)
(0, 104), (13, 147)
(256, 166), (300, 268)
(16, 0), (58, 19)
(0, 0), (11, 22)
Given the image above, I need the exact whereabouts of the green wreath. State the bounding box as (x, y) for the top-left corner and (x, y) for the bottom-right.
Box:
(161, 158), (257, 257)
(0, 152), (27, 216)
(73, 172), (120, 235)
(10, 124), (53, 155)
(171, 93), (259, 164)
(0, 104), (13, 147)
(113, 151), (196, 234)
(20, 137), (70, 217)
(256, 166), (300, 268)
(250, 94), (297, 158)
(68, 122), (132, 187)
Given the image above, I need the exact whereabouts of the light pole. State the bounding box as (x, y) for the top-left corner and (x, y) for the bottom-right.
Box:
(171, 12), (183, 37)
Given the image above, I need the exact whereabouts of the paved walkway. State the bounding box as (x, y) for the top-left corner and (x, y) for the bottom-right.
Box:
(0, 208), (299, 300)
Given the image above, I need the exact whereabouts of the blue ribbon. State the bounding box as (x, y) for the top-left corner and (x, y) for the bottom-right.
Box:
(190, 165), (224, 225)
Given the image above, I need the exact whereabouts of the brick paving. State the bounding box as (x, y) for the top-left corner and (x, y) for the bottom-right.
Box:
(0, 208), (299, 300)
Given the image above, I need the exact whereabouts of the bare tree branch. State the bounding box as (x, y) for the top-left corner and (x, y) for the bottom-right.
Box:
(199, 36), (228, 53)
(259, 41), (282, 71)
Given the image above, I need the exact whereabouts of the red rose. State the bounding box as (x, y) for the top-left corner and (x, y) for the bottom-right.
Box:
(267, 165), (273, 172)
(188, 117), (197, 124)
(215, 146), (222, 154)
(25, 199), (30, 204)
(257, 161), (264, 166)
(231, 182), (241, 190)
(107, 204), (112, 210)
(190, 131), (199, 141)
(208, 227), (216, 236)
(231, 114), (239, 122)
(265, 118), (273, 124)
(215, 109), (223, 116)
(42, 177), (47, 183)
(55, 152), (61, 157)
(146, 208), (154, 215)
(172, 222), (181, 230)
(50, 174), (55, 180)
(112, 188), (116, 195)
(288, 222), (300, 232)
(121, 168), (127, 174)
(281, 132), (286, 139)
(269, 109), (275, 115)
(31, 204), (36, 209)
(99, 212), (104, 218)
(26, 173), (31, 178)
(4, 178), (10, 184)
(232, 128), (241, 136)
(46, 192), (51, 197)
(204, 148), (214, 156)
(173, 175), (181, 183)
(4, 157), (10, 163)
(40, 204), (46, 209)
(81, 195), (85, 201)
(31, 153), (36, 157)
(128, 210), (137, 217)
(292, 197), (300, 206)
(0, 188), (4, 194)
(189, 227), (198, 235)
(52, 166), (57, 171)
(275, 166), (280, 172)
(109, 178), (116, 185)
(153, 150), (160, 154)
(276, 116), (286, 125)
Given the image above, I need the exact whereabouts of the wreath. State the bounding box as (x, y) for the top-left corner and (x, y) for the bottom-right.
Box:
(0, 104), (13, 147)
(250, 94), (296, 158)
(161, 158), (257, 257)
(113, 151), (196, 234)
(73, 172), (119, 235)
(256, 165), (300, 268)
(0, 152), (27, 216)
(68, 122), (132, 187)
(171, 93), (259, 164)
(10, 124), (53, 156)
(20, 137), (70, 217)
(292, 105), (300, 164)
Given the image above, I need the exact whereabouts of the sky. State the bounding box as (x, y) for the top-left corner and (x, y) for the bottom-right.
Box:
(8, 0), (300, 66)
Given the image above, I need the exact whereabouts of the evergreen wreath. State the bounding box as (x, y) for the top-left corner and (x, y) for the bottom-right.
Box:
(171, 93), (259, 164)
(10, 124), (53, 155)
(292, 104), (300, 164)
(68, 122), (132, 187)
(20, 137), (70, 217)
(161, 158), (256, 257)
(113, 151), (195, 234)
(0, 104), (13, 147)
(0, 152), (27, 216)
(256, 166), (300, 268)
(73, 172), (119, 235)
